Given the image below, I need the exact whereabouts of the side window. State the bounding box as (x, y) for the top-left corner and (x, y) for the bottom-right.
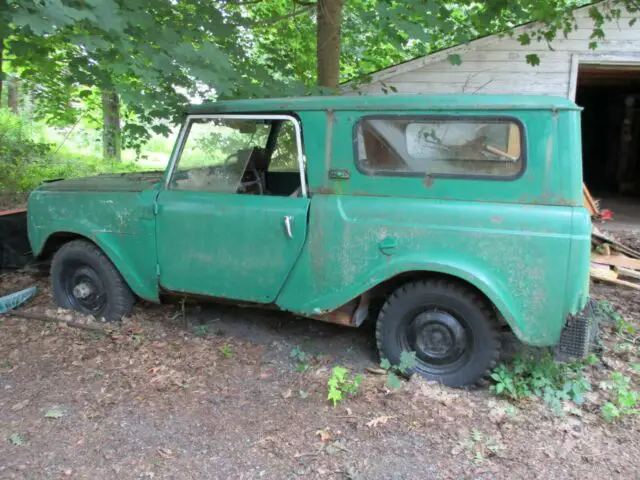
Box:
(355, 117), (524, 178)
(269, 120), (299, 172)
(171, 118), (271, 192)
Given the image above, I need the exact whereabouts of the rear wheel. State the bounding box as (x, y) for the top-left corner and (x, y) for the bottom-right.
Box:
(51, 240), (134, 321)
(376, 279), (500, 387)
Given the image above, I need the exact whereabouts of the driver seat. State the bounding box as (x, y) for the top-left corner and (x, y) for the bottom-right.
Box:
(238, 147), (268, 194)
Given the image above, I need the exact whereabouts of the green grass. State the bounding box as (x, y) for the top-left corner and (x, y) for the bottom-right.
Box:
(0, 109), (175, 193)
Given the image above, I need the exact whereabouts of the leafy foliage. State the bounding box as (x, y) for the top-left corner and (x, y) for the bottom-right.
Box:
(290, 347), (310, 373)
(0, 110), (146, 192)
(8, 433), (25, 446)
(220, 344), (233, 359)
(44, 406), (64, 419)
(380, 350), (417, 390)
(600, 372), (640, 422)
(490, 353), (596, 414)
(327, 366), (363, 406)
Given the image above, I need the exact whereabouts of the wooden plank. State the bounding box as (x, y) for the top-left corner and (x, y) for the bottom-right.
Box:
(592, 231), (640, 259)
(591, 274), (640, 291)
(591, 253), (640, 270)
(615, 266), (640, 281)
(583, 183), (599, 216)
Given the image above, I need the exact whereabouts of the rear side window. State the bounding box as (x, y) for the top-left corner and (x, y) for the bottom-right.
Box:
(355, 116), (524, 179)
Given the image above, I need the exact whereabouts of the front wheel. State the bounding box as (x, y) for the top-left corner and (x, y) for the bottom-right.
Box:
(51, 240), (134, 321)
(376, 280), (500, 387)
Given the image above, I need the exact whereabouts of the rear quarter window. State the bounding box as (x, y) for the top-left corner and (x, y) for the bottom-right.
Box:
(354, 116), (525, 179)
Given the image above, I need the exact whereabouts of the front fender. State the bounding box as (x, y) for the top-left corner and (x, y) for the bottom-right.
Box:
(31, 227), (159, 303)
(27, 190), (159, 303)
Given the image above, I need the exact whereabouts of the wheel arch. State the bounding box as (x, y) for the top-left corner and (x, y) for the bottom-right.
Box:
(356, 263), (524, 342)
(37, 230), (159, 302)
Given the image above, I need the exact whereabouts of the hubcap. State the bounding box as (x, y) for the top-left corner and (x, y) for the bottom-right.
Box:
(72, 282), (93, 299)
(401, 308), (471, 374)
(61, 263), (107, 315)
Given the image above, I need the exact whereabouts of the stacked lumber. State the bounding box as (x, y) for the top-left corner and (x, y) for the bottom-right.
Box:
(590, 227), (640, 290)
(583, 183), (613, 221)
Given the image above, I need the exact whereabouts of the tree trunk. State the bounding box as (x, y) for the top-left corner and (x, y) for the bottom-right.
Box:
(0, 37), (4, 104)
(7, 76), (19, 114)
(316, 0), (342, 90)
(102, 89), (122, 162)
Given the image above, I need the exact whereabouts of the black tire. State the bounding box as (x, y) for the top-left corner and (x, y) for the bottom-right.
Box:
(51, 240), (134, 321)
(376, 279), (500, 387)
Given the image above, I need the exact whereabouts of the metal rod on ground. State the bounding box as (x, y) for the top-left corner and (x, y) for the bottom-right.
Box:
(5, 311), (108, 332)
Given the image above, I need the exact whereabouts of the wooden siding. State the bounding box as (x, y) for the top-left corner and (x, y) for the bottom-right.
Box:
(349, 5), (640, 99)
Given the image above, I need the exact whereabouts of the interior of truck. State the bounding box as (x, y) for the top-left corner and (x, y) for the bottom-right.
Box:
(172, 117), (304, 197)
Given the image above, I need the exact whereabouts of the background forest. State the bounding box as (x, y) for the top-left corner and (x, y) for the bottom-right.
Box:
(1, 0), (638, 192)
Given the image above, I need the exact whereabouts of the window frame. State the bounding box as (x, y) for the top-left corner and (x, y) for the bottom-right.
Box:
(352, 114), (527, 181)
(165, 114), (308, 197)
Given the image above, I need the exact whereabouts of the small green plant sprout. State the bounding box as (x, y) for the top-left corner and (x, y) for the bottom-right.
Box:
(8, 433), (26, 446)
(45, 406), (64, 419)
(599, 372), (640, 423)
(490, 353), (592, 414)
(193, 324), (210, 337)
(327, 366), (363, 407)
(220, 344), (233, 358)
(290, 347), (310, 373)
(380, 351), (417, 390)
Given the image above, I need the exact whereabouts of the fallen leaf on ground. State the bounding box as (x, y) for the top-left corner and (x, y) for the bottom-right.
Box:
(9, 433), (26, 446)
(45, 407), (64, 419)
(315, 428), (332, 442)
(366, 415), (395, 428)
(11, 399), (29, 411)
(325, 440), (348, 455)
(157, 447), (173, 459)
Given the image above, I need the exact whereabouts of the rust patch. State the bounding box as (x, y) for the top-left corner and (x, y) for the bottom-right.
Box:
(490, 216), (503, 224)
(423, 175), (434, 188)
(312, 297), (359, 327)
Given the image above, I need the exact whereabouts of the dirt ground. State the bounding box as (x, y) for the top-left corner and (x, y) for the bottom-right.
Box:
(1, 232), (639, 479)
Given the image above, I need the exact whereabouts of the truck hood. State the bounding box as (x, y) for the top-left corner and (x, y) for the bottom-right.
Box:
(36, 171), (165, 193)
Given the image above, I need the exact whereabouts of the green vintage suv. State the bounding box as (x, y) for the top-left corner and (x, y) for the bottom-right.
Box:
(27, 95), (593, 386)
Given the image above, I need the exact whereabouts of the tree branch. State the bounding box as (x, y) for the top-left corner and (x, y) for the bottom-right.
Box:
(260, 4), (315, 26)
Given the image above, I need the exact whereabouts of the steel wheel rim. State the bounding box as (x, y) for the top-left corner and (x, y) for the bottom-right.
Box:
(61, 261), (107, 315)
(398, 306), (473, 375)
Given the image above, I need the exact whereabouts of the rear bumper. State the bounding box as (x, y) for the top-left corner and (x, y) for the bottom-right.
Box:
(554, 298), (600, 362)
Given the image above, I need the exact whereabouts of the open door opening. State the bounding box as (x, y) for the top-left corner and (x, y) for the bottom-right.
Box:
(576, 64), (640, 228)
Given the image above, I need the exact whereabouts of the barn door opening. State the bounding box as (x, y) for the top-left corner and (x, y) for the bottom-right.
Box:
(575, 63), (640, 227)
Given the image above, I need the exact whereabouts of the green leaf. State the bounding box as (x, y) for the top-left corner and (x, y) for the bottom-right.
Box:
(517, 33), (531, 46)
(332, 366), (347, 383)
(327, 387), (343, 407)
(601, 402), (620, 423)
(398, 350), (417, 374)
(447, 54), (462, 66)
(45, 407), (64, 419)
(380, 358), (392, 371)
(387, 371), (402, 390)
(526, 54), (540, 66)
(8, 433), (26, 446)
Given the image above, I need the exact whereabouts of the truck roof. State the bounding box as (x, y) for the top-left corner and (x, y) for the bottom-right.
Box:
(186, 94), (580, 115)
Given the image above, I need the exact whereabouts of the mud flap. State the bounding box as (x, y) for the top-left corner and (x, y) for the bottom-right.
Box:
(554, 298), (601, 362)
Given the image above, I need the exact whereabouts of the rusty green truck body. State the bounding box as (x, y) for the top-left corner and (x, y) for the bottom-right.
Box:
(27, 95), (592, 386)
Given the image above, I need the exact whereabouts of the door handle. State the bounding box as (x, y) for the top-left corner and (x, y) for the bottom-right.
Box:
(284, 215), (293, 239)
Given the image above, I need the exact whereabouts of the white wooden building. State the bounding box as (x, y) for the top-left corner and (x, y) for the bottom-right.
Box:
(348, 2), (640, 203)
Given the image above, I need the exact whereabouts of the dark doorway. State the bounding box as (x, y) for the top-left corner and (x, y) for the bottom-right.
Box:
(576, 65), (640, 198)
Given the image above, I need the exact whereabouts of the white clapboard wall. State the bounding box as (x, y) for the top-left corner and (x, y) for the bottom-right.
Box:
(345, 2), (640, 99)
